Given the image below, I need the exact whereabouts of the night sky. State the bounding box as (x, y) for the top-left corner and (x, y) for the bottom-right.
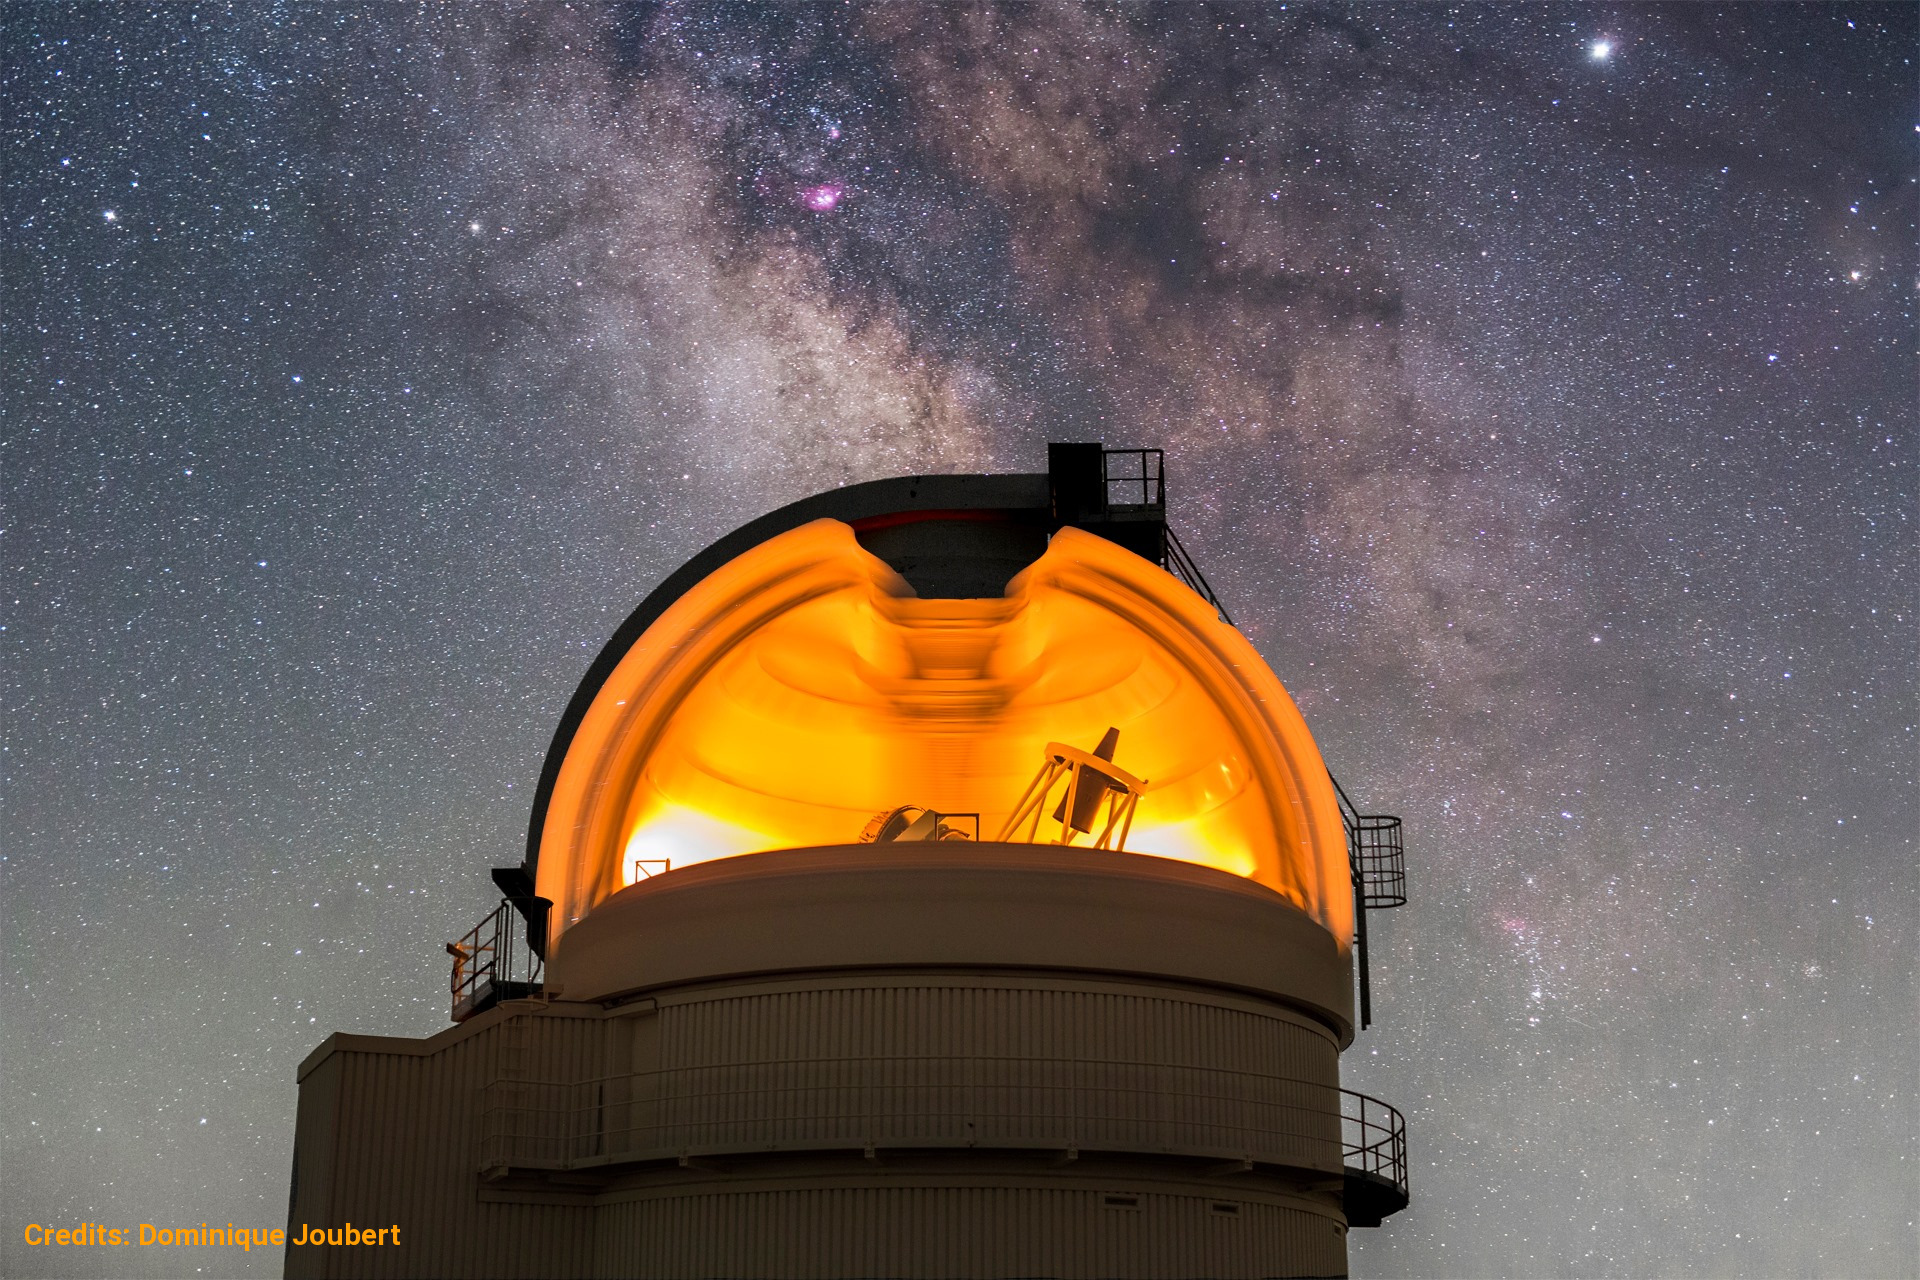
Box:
(4, 4), (1914, 1277)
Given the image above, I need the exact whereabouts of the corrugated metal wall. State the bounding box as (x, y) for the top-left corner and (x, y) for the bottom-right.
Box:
(290, 977), (1349, 1279)
(288, 1003), (607, 1279)
(592, 1183), (1345, 1280)
(632, 979), (1341, 1169)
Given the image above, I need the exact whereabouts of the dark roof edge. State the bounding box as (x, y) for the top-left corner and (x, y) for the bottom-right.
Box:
(518, 472), (1050, 878)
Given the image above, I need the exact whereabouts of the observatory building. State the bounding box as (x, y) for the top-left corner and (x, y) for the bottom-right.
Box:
(286, 445), (1410, 1279)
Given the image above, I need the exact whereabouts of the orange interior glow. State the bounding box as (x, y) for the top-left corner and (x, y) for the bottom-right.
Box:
(537, 521), (1353, 949)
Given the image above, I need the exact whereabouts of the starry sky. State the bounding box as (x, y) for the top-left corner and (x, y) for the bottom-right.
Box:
(3, 4), (1914, 1277)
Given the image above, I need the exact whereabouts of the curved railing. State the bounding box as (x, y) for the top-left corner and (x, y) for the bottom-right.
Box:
(1349, 815), (1407, 908)
(1339, 1089), (1406, 1190)
(1339, 1088), (1409, 1225)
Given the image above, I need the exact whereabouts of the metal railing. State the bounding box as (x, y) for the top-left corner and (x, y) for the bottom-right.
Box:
(1328, 773), (1406, 1030)
(1348, 814), (1406, 908)
(629, 857), (673, 882)
(1339, 1088), (1407, 1197)
(447, 898), (544, 1023)
(1101, 448), (1165, 510)
(1327, 775), (1406, 909)
(1165, 525), (1234, 624)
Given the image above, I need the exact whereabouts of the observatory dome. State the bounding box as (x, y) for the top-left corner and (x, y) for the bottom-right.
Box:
(534, 518), (1351, 953)
(289, 453), (1414, 1280)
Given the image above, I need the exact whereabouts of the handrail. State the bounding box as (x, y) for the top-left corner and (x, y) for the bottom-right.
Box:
(1164, 524), (1234, 624)
(447, 898), (544, 1022)
(1338, 1087), (1408, 1200)
(1100, 447), (1165, 509)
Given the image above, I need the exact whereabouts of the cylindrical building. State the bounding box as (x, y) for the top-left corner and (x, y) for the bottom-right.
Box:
(287, 446), (1408, 1279)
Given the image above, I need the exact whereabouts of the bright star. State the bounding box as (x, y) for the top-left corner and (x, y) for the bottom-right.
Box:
(1591, 40), (1613, 60)
(102, 209), (117, 222)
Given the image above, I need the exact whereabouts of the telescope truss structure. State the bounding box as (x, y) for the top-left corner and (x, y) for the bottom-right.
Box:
(995, 741), (1150, 852)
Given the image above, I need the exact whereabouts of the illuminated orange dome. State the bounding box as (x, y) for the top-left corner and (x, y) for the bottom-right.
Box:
(290, 457), (1415, 1280)
(534, 518), (1352, 952)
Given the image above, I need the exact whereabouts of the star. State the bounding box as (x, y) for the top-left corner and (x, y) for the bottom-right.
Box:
(1590, 40), (1613, 60)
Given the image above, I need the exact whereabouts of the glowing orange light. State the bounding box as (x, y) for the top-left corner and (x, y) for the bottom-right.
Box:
(537, 520), (1352, 948)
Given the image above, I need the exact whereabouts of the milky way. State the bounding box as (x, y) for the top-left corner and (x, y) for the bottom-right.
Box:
(4, 5), (1914, 1276)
